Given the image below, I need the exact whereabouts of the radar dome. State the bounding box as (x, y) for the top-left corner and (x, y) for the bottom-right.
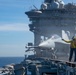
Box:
(51, 1), (59, 9)
(59, 1), (65, 8)
(41, 3), (47, 10)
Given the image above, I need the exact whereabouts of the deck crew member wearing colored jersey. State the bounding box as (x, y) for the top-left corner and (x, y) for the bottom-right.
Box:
(62, 36), (76, 62)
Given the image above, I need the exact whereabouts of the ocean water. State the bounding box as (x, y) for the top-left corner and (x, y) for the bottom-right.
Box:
(0, 57), (25, 67)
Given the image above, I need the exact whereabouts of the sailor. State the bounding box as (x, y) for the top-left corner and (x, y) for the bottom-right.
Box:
(62, 36), (76, 62)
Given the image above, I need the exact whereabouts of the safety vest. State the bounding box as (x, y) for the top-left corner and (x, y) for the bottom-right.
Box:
(72, 41), (76, 48)
(63, 39), (76, 48)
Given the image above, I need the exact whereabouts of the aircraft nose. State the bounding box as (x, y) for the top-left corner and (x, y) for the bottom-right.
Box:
(39, 42), (47, 48)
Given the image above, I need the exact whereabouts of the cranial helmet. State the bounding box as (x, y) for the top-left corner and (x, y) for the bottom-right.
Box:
(74, 37), (76, 40)
(72, 36), (76, 40)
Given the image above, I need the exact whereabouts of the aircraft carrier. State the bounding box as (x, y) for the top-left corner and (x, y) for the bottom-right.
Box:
(0, 0), (76, 75)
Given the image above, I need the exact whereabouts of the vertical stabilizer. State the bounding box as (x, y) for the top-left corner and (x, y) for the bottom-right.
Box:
(62, 30), (69, 40)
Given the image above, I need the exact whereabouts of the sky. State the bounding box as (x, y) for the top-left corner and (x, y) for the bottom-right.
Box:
(0, 0), (76, 57)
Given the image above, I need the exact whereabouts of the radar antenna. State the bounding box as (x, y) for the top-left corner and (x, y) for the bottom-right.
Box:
(33, 5), (38, 10)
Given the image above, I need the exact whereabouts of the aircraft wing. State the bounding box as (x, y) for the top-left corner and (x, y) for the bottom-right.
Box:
(55, 42), (70, 53)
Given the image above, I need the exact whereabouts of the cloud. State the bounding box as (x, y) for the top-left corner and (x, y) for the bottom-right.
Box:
(0, 23), (29, 31)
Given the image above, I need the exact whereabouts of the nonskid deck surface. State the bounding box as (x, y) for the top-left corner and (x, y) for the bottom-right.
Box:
(0, 57), (76, 75)
(23, 57), (76, 75)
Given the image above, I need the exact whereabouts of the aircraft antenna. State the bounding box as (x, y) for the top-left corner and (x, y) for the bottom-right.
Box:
(72, 0), (74, 4)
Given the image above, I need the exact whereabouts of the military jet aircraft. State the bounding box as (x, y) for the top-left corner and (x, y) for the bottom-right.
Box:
(25, 30), (70, 59)
(25, 30), (70, 52)
(39, 30), (70, 50)
(25, 30), (69, 49)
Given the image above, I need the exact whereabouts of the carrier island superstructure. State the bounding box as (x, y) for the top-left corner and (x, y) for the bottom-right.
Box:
(25, 0), (76, 58)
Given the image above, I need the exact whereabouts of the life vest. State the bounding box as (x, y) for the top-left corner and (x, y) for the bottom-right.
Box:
(71, 41), (76, 48)
(73, 40), (76, 48)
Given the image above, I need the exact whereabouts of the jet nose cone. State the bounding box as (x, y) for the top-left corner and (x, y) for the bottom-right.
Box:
(39, 42), (47, 48)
